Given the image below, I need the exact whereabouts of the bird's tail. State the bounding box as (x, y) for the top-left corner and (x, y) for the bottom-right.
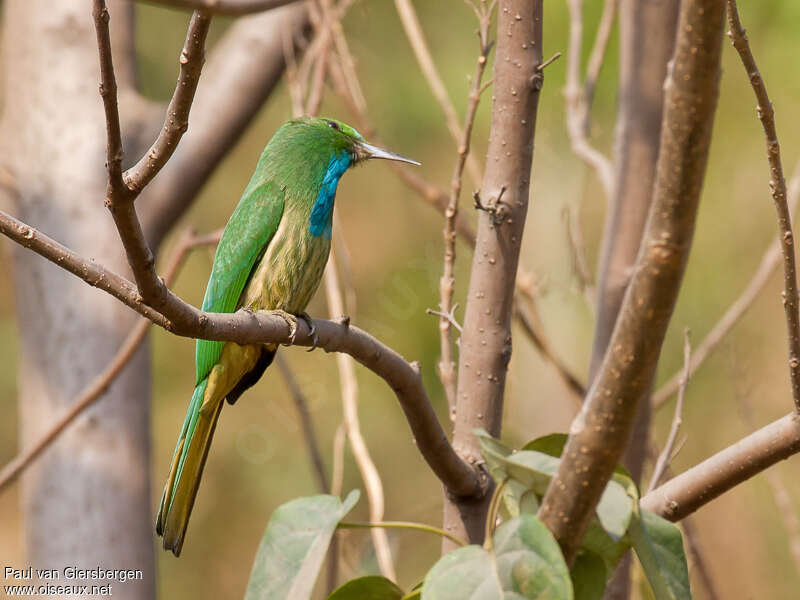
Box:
(156, 377), (223, 556)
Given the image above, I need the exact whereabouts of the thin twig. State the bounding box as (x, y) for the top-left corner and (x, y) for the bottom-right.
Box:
(325, 249), (396, 581)
(680, 515), (722, 600)
(647, 328), (691, 494)
(330, 423), (346, 497)
(338, 521), (467, 548)
(0, 226), (220, 493)
(563, 0), (615, 199)
(437, 1), (494, 419)
(653, 167), (800, 409)
(727, 1), (800, 412)
(393, 0), (483, 187)
(275, 355), (329, 493)
(583, 0), (616, 114)
(124, 10), (211, 193)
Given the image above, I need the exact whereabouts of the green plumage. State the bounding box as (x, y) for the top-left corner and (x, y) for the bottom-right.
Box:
(156, 117), (418, 556)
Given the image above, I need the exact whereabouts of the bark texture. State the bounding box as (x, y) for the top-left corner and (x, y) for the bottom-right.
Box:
(0, 1), (154, 597)
(443, 0), (544, 545)
(538, 0), (726, 565)
(594, 2), (680, 596)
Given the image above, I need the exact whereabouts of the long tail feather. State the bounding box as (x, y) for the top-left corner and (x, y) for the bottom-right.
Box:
(156, 377), (224, 556)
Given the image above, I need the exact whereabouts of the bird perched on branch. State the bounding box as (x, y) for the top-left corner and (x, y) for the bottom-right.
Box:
(156, 117), (418, 556)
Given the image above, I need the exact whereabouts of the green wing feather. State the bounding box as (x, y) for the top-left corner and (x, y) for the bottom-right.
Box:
(195, 180), (285, 383)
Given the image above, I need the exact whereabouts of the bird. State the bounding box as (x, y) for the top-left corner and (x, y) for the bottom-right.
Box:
(156, 116), (419, 556)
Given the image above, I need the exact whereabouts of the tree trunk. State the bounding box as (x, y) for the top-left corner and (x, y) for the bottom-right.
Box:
(1, 2), (155, 597)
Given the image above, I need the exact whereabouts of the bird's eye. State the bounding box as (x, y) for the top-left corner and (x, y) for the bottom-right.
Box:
(327, 120), (341, 131)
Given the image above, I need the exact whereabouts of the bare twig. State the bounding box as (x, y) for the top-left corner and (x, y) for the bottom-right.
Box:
(642, 412), (800, 521)
(275, 355), (329, 493)
(0, 226), (220, 493)
(139, 0), (300, 16)
(330, 423), (346, 497)
(437, 1), (494, 419)
(582, 0), (616, 113)
(727, 1), (800, 412)
(325, 250), (396, 581)
(680, 515), (722, 600)
(654, 162), (800, 408)
(539, 0), (726, 564)
(564, 0), (614, 199)
(647, 329), (691, 494)
(125, 11), (212, 193)
(393, 0), (483, 186)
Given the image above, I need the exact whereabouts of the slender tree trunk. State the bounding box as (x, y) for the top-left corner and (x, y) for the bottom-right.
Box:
(443, 0), (544, 546)
(0, 2), (154, 597)
(591, 2), (679, 597)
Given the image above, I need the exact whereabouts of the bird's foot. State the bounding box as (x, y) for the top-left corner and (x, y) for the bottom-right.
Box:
(297, 312), (318, 352)
(270, 310), (300, 345)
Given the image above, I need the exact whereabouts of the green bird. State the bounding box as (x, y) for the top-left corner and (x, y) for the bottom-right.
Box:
(156, 116), (418, 556)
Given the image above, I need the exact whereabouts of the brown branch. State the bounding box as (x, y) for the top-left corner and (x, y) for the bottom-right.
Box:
(654, 162), (800, 408)
(0, 226), (219, 493)
(139, 0), (299, 16)
(444, 0), (544, 545)
(124, 11), (211, 193)
(641, 412), (800, 521)
(538, 0), (726, 564)
(647, 329), (690, 494)
(437, 2), (494, 420)
(727, 0), (800, 412)
(393, 0), (483, 187)
(139, 4), (311, 249)
(2, 206), (481, 497)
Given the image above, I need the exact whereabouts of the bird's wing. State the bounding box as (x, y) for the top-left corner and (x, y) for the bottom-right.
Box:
(195, 180), (285, 383)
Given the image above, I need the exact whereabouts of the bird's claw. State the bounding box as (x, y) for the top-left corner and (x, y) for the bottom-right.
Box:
(298, 312), (318, 352)
(272, 310), (299, 346)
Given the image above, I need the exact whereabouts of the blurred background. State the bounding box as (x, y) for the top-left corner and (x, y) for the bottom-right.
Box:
(1, 1), (800, 598)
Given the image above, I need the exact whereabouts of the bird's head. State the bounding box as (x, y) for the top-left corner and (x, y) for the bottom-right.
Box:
(289, 116), (420, 167)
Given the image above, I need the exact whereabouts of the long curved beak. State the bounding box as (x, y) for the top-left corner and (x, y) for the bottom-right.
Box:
(357, 141), (421, 165)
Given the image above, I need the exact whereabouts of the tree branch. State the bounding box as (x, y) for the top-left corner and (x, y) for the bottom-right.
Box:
(0, 226), (219, 493)
(538, 0), (726, 564)
(726, 0), (800, 413)
(124, 11), (211, 193)
(641, 412), (800, 521)
(437, 1), (494, 419)
(444, 0), (544, 545)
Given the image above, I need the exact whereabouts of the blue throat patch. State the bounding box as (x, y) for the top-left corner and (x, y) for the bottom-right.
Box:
(309, 152), (351, 238)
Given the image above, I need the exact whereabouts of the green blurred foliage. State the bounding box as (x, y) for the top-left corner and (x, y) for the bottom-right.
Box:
(1, 1), (800, 599)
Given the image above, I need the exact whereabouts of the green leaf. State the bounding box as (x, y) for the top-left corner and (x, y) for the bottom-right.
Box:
(596, 479), (633, 541)
(521, 433), (568, 457)
(245, 490), (360, 600)
(401, 591), (422, 600)
(423, 514), (573, 599)
(570, 551), (607, 600)
(327, 576), (404, 600)
(628, 509), (691, 600)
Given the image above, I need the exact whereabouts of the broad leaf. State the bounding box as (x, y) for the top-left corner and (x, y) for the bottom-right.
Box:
(423, 514), (573, 599)
(628, 509), (691, 600)
(327, 576), (404, 599)
(245, 490), (360, 600)
(569, 551), (607, 600)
